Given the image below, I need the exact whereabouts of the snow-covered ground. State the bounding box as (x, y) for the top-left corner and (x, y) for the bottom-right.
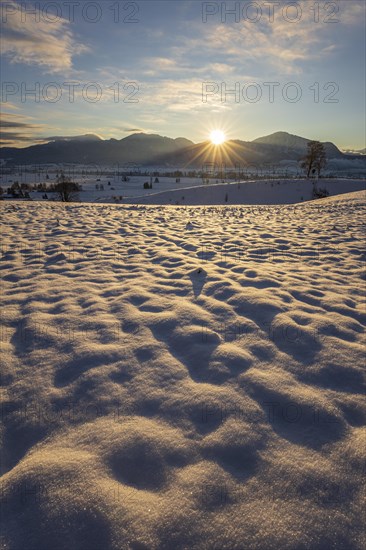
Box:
(1, 168), (365, 205)
(126, 178), (366, 205)
(1, 191), (365, 549)
(0, 172), (214, 202)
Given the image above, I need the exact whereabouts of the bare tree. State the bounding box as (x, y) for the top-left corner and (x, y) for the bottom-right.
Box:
(55, 171), (80, 202)
(301, 141), (327, 178)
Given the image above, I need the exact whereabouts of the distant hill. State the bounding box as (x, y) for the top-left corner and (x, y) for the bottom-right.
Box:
(253, 131), (310, 148)
(252, 131), (341, 157)
(0, 133), (195, 166)
(0, 131), (361, 168)
(158, 133), (345, 168)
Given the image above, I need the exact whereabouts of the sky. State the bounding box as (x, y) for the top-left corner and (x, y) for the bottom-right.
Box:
(1, 0), (365, 149)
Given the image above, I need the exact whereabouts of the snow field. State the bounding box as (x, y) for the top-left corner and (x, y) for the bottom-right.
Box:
(1, 191), (365, 549)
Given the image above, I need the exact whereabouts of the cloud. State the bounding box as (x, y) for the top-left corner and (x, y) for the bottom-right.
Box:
(338, 1), (365, 24)
(1, 119), (35, 128)
(0, 112), (48, 146)
(155, 0), (365, 77)
(140, 56), (235, 78)
(180, 23), (320, 76)
(1, 131), (28, 142)
(142, 78), (231, 114)
(0, 101), (20, 110)
(1, 1), (89, 73)
(119, 128), (143, 133)
(42, 134), (104, 141)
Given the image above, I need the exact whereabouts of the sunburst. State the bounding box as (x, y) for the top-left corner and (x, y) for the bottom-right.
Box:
(210, 130), (226, 145)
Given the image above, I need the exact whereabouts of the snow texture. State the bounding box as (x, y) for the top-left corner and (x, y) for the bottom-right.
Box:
(1, 190), (365, 550)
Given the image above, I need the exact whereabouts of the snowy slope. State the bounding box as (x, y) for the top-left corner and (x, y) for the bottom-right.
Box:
(1, 192), (365, 550)
(126, 178), (366, 205)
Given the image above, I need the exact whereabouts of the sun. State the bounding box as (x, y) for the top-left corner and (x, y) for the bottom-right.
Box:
(210, 130), (226, 145)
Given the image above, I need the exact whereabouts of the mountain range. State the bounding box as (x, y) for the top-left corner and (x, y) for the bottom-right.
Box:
(0, 131), (363, 168)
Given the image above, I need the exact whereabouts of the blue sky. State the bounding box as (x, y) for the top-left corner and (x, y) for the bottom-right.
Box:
(1, 0), (365, 149)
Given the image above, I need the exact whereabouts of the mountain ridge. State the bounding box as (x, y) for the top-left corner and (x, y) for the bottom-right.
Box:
(0, 131), (363, 167)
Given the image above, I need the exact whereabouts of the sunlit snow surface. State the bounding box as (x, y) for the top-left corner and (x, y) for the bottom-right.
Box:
(1, 191), (365, 550)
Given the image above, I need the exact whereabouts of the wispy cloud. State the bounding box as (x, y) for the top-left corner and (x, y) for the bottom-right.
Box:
(1, 1), (89, 73)
(145, 0), (365, 77)
(339, 0), (365, 24)
(118, 127), (144, 133)
(0, 112), (48, 146)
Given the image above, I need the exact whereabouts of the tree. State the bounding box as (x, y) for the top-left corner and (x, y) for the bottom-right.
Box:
(10, 182), (23, 197)
(301, 141), (327, 178)
(55, 171), (80, 202)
